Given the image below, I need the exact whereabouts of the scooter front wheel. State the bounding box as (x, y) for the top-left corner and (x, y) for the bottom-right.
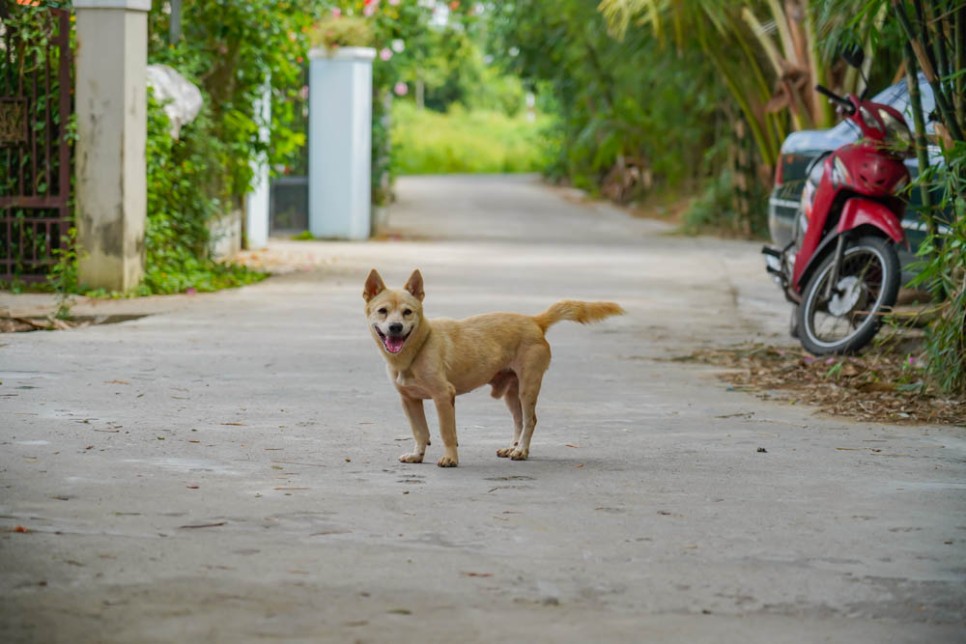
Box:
(797, 235), (900, 355)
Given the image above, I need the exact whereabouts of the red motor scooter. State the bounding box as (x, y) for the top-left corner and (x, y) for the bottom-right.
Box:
(762, 82), (912, 355)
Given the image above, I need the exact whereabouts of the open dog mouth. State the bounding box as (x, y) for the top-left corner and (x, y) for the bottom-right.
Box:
(376, 328), (410, 354)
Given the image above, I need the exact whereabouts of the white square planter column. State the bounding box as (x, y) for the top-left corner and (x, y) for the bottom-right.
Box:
(308, 47), (375, 240)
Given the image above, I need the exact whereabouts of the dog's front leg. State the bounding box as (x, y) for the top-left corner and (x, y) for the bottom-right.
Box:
(400, 396), (430, 463)
(433, 386), (459, 468)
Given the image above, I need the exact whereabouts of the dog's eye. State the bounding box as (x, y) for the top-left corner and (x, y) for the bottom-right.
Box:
(377, 307), (388, 315)
(402, 309), (412, 317)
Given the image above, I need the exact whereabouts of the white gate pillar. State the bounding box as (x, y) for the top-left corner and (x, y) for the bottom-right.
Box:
(74, 0), (149, 291)
(308, 47), (375, 240)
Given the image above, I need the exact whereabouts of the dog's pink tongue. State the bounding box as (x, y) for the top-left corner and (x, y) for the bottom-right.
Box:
(384, 336), (406, 354)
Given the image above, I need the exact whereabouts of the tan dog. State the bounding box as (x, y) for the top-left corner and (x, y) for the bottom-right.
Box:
(363, 269), (624, 467)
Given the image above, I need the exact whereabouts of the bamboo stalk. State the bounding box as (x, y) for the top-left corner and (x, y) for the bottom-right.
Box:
(766, 0), (799, 66)
(894, 0), (965, 141)
(804, 1), (831, 127)
(956, 2), (965, 132)
(699, 29), (777, 168)
(741, 7), (784, 77)
(741, 7), (809, 131)
(926, 2), (951, 85)
(902, 40), (938, 238)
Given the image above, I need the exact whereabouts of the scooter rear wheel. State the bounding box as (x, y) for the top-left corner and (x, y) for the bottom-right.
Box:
(797, 235), (900, 355)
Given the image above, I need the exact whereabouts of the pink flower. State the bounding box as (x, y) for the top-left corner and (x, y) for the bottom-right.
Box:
(380, 48), (392, 61)
(331, 7), (341, 17)
(394, 82), (408, 96)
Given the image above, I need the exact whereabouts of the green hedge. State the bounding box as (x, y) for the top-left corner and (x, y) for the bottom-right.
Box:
(391, 101), (554, 175)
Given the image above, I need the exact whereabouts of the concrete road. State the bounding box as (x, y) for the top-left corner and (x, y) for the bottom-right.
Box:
(1, 175), (964, 643)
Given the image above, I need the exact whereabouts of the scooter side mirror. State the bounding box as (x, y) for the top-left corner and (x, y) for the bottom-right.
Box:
(841, 45), (865, 69)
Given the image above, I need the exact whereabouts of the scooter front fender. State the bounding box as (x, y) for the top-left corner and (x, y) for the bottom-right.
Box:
(836, 198), (905, 243)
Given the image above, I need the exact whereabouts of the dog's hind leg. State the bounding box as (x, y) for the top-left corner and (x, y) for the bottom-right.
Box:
(509, 345), (550, 461)
(495, 373), (523, 458)
(400, 396), (430, 463)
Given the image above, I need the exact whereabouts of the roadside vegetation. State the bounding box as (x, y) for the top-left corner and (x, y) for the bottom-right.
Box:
(391, 102), (550, 174)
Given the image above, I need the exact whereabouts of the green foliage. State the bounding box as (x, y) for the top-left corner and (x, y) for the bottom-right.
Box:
(489, 0), (727, 203)
(681, 170), (753, 236)
(49, 227), (78, 319)
(140, 94), (265, 296)
(909, 146), (966, 395)
(135, 0), (317, 294)
(308, 15), (374, 50)
(391, 101), (551, 175)
(148, 0), (316, 199)
(468, 65), (526, 117)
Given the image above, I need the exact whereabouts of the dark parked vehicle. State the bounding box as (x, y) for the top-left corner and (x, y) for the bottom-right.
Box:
(768, 74), (943, 281)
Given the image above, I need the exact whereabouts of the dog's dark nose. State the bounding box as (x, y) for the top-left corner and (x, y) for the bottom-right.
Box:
(389, 322), (403, 335)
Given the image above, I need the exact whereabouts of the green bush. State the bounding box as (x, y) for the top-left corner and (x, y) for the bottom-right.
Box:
(308, 15), (373, 50)
(138, 94), (265, 296)
(391, 101), (553, 175)
(910, 144), (966, 395)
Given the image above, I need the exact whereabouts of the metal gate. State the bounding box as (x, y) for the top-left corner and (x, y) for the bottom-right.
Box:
(0, 5), (72, 283)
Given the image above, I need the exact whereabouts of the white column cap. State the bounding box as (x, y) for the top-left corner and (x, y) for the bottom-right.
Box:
(73, 0), (152, 11)
(309, 47), (377, 61)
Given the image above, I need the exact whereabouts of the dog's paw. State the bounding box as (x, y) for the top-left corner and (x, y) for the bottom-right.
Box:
(436, 455), (458, 468)
(496, 447), (514, 458)
(399, 452), (424, 464)
(509, 448), (529, 461)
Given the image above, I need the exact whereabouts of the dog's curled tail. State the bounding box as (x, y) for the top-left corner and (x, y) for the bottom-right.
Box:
(534, 300), (625, 332)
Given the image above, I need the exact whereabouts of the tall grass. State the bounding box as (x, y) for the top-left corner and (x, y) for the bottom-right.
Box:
(391, 101), (554, 175)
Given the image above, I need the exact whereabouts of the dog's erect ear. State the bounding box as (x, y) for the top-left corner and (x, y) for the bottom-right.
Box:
(404, 269), (425, 301)
(363, 269), (386, 302)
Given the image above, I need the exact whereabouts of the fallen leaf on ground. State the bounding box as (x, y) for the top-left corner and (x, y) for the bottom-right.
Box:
(178, 521), (226, 529)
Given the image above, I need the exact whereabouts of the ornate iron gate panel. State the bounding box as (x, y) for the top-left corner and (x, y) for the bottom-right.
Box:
(0, 5), (72, 283)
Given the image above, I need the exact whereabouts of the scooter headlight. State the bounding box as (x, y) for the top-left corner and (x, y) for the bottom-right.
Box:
(877, 108), (913, 154)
